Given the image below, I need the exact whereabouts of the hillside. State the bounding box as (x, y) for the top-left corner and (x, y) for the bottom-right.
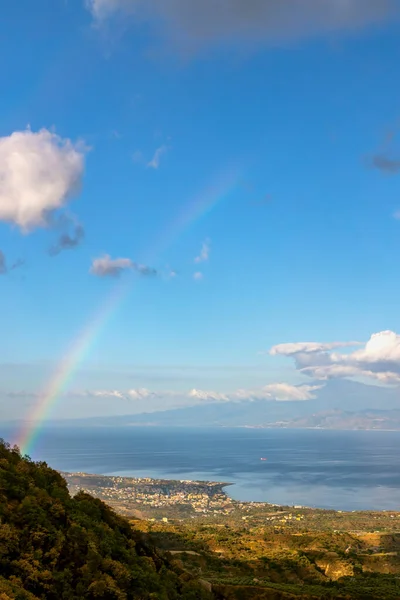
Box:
(2, 438), (400, 599)
(0, 439), (213, 600)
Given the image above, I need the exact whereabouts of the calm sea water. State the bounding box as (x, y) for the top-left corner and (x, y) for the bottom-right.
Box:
(2, 426), (400, 511)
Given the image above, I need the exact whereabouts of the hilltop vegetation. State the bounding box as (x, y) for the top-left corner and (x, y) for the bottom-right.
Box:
(2, 437), (400, 599)
(0, 439), (213, 600)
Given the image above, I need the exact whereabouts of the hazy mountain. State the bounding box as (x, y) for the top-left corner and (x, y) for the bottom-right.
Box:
(6, 380), (399, 431)
(117, 380), (400, 428)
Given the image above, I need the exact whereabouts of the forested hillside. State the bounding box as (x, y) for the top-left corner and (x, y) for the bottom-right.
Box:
(0, 439), (213, 600)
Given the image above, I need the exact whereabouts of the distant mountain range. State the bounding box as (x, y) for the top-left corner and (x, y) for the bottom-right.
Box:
(268, 409), (400, 430)
(124, 407), (400, 431)
(116, 380), (400, 430)
(9, 379), (400, 431)
(66, 406), (400, 430)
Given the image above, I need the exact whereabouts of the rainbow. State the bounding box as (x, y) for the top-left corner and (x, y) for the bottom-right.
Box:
(18, 169), (240, 456)
(17, 282), (129, 457)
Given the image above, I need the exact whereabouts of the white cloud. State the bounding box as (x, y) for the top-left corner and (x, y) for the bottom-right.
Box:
(257, 383), (322, 401)
(86, 0), (397, 50)
(234, 383), (322, 401)
(0, 128), (85, 231)
(90, 255), (157, 277)
(91, 389), (127, 399)
(188, 383), (321, 402)
(126, 388), (153, 399)
(90, 254), (134, 277)
(271, 330), (400, 385)
(188, 389), (229, 401)
(194, 238), (211, 263)
(78, 388), (155, 400)
(270, 340), (361, 356)
(393, 210), (400, 220)
(72, 383), (319, 404)
(147, 145), (168, 169)
(300, 364), (400, 384)
(193, 271), (203, 281)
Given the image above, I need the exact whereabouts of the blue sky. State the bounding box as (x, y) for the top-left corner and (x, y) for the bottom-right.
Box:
(1, 0), (400, 420)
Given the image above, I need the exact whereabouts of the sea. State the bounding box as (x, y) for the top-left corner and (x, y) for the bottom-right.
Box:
(2, 426), (400, 512)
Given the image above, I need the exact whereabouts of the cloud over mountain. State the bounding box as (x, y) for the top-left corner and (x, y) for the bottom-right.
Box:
(234, 383), (323, 401)
(270, 330), (400, 385)
(188, 388), (229, 402)
(271, 340), (361, 356)
(0, 128), (86, 231)
(79, 388), (155, 400)
(67, 383), (322, 404)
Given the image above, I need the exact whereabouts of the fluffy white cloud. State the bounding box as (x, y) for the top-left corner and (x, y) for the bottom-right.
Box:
(79, 388), (155, 400)
(10, 383), (323, 407)
(194, 239), (211, 263)
(301, 364), (400, 384)
(90, 255), (157, 277)
(90, 255), (134, 277)
(234, 383), (322, 401)
(92, 390), (127, 399)
(188, 388), (229, 401)
(188, 384), (321, 402)
(87, 0), (397, 49)
(257, 383), (322, 401)
(126, 388), (153, 399)
(350, 330), (400, 364)
(0, 128), (85, 231)
(193, 271), (203, 281)
(270, 340), (360, 356)
(271, 330), (400, 385)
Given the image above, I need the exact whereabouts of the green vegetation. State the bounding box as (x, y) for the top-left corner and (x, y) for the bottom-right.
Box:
(135, 519), (400, 599)
(2, 437), (400, 599)
(0, 439), (213, 599)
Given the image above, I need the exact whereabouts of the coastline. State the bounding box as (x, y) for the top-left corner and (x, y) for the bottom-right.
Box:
(61, 470), (395, 515)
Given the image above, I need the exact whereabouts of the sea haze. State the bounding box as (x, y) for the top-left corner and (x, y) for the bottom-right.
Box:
(2, 426), (400, 511)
